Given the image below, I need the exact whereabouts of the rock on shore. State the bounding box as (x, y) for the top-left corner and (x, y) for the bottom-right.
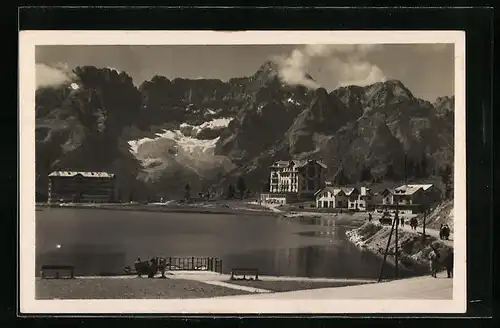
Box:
(346, 222), (453, 275)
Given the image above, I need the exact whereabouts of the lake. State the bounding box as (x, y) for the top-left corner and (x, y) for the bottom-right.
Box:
(35, 207), (410, 279)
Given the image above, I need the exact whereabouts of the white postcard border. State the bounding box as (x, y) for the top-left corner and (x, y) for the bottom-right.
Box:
(19, 30), (466, 314)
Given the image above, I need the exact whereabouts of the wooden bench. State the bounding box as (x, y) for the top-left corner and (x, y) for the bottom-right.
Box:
(230, 268), (259, 281)
(41, 265), (75, 279)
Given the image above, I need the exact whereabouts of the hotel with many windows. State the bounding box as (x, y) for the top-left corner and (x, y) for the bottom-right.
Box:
(268, 159), (327, 200)
(48, 171), (117, 204)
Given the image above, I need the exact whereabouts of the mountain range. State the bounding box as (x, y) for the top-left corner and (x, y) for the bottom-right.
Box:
(35, 62), (454, 201)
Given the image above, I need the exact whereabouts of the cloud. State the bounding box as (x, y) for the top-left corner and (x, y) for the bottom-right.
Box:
(36, 63), (77, 89)
(274, 44), (386, 90)
(336, 61), (387, 87)
(274, 49), (319, 89)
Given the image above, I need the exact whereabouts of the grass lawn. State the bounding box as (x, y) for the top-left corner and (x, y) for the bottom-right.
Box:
(226, 279), (370, 293)
(36, 278), (252, 299)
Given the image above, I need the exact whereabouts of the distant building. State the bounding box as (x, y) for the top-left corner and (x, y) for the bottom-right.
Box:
(381, 188), (395, 205)
(315, 187), (348, 209)
(48, 171), (117, 204)
(358, 187), (374, 211)
(259, 193), (288, 206)
(269, 159), (327, 200)
(315, 186), (373, 211)
(392, 184), (442, 206)
(343, 187), (360, 210)
(375, 183), (442, 214)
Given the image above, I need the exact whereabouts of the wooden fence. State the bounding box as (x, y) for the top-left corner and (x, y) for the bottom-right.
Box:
(164, 257), (223, 273)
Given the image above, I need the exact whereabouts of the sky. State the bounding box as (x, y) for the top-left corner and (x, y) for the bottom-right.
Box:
(35, 44), (454, 101)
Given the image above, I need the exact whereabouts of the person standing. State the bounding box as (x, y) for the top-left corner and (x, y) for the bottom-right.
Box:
(134, 257), (143, 278)
(444, 224), (451, 240)
(444, 250), (454, 278)
(428, 247), (440, 278)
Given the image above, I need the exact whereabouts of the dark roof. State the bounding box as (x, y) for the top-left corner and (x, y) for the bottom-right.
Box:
(271, 159), (327, 168)
(49, 171), (115, 178)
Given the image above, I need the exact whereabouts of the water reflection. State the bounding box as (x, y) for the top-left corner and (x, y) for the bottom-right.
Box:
(295, 231), (336, 238)
(37, 244), (126, 276)
(36, 208), (413, 279)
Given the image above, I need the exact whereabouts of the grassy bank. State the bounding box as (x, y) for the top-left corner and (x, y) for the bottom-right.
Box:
(415, 199), (454, 232)
(225, 280), (370, 293)
(346, 222), (453, 276)
(36, 278), (252, 299)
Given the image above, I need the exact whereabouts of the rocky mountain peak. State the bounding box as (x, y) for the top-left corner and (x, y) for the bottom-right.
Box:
(433, 95), (455, 112)
(35, 63), (454, 201)
(255, 60), (280, 75)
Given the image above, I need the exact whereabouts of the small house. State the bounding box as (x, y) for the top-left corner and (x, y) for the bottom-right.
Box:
(315, 187), (348, 209)
(381, 188), (394, 205)
(343, 187), (361, 210)
(358, 187), (374, 211)
(393, 184), (442, 206)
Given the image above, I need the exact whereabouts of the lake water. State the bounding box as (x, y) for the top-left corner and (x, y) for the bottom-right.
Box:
(35, 208), (411, 279)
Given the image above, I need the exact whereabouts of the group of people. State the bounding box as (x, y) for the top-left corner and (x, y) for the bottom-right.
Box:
(439, 224), (451, 240)
(428, 246), (454, 278)
(133, 257), (168, 278)
(367, 213), (419, 230)
(409, 217), (418, 230)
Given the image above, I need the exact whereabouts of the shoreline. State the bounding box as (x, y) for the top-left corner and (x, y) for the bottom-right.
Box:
(35, 202), (282, 217)
(35, 202), (373, 225)
(344, 221), (454, 277)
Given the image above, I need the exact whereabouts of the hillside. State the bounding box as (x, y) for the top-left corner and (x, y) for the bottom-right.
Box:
(35, 62), (454, 201)
(346, 199), (454, 276)
(416, 199), (454, 232)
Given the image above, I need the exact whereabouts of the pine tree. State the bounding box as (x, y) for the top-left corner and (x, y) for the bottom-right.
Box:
(335, 168), (349, 185)
(227, 184), (236, 199)
(237, 176), (246, 200)
(184, 183), (191, 201)
(420, 153), (428, 177)
(263, 180), (270, 192)
(406, 158), (415, 178)
(385, 164), (397, 180)
(360, 165), (372, 182)
(414, 162), (423, 179)
(440, 164), (453, 199)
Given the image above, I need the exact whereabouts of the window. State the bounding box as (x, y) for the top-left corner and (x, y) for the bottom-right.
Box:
(329, 201), (334, 208)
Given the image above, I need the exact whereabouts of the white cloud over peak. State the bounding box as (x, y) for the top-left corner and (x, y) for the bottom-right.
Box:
(274, 44), (386, 90)
(36, 63), (77, 89)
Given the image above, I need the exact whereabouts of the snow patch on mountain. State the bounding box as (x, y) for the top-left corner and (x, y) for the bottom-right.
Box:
(286, 97), (301, 106)
(127, 119), (236, 178)
(128, 130), (221, 158)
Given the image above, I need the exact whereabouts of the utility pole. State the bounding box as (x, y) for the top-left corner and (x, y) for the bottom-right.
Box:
(404, 153), (407, 186)
(377, 212), (397, 282)
(422, 195), (427, 241)
(394, 196), (399, 279)
(378, 154), (405, 282)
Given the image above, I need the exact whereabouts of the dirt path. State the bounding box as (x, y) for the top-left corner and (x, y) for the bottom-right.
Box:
(214, 273), (453, 300)
(399, 224), (454, 247)
(373, 221), (454, 247)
